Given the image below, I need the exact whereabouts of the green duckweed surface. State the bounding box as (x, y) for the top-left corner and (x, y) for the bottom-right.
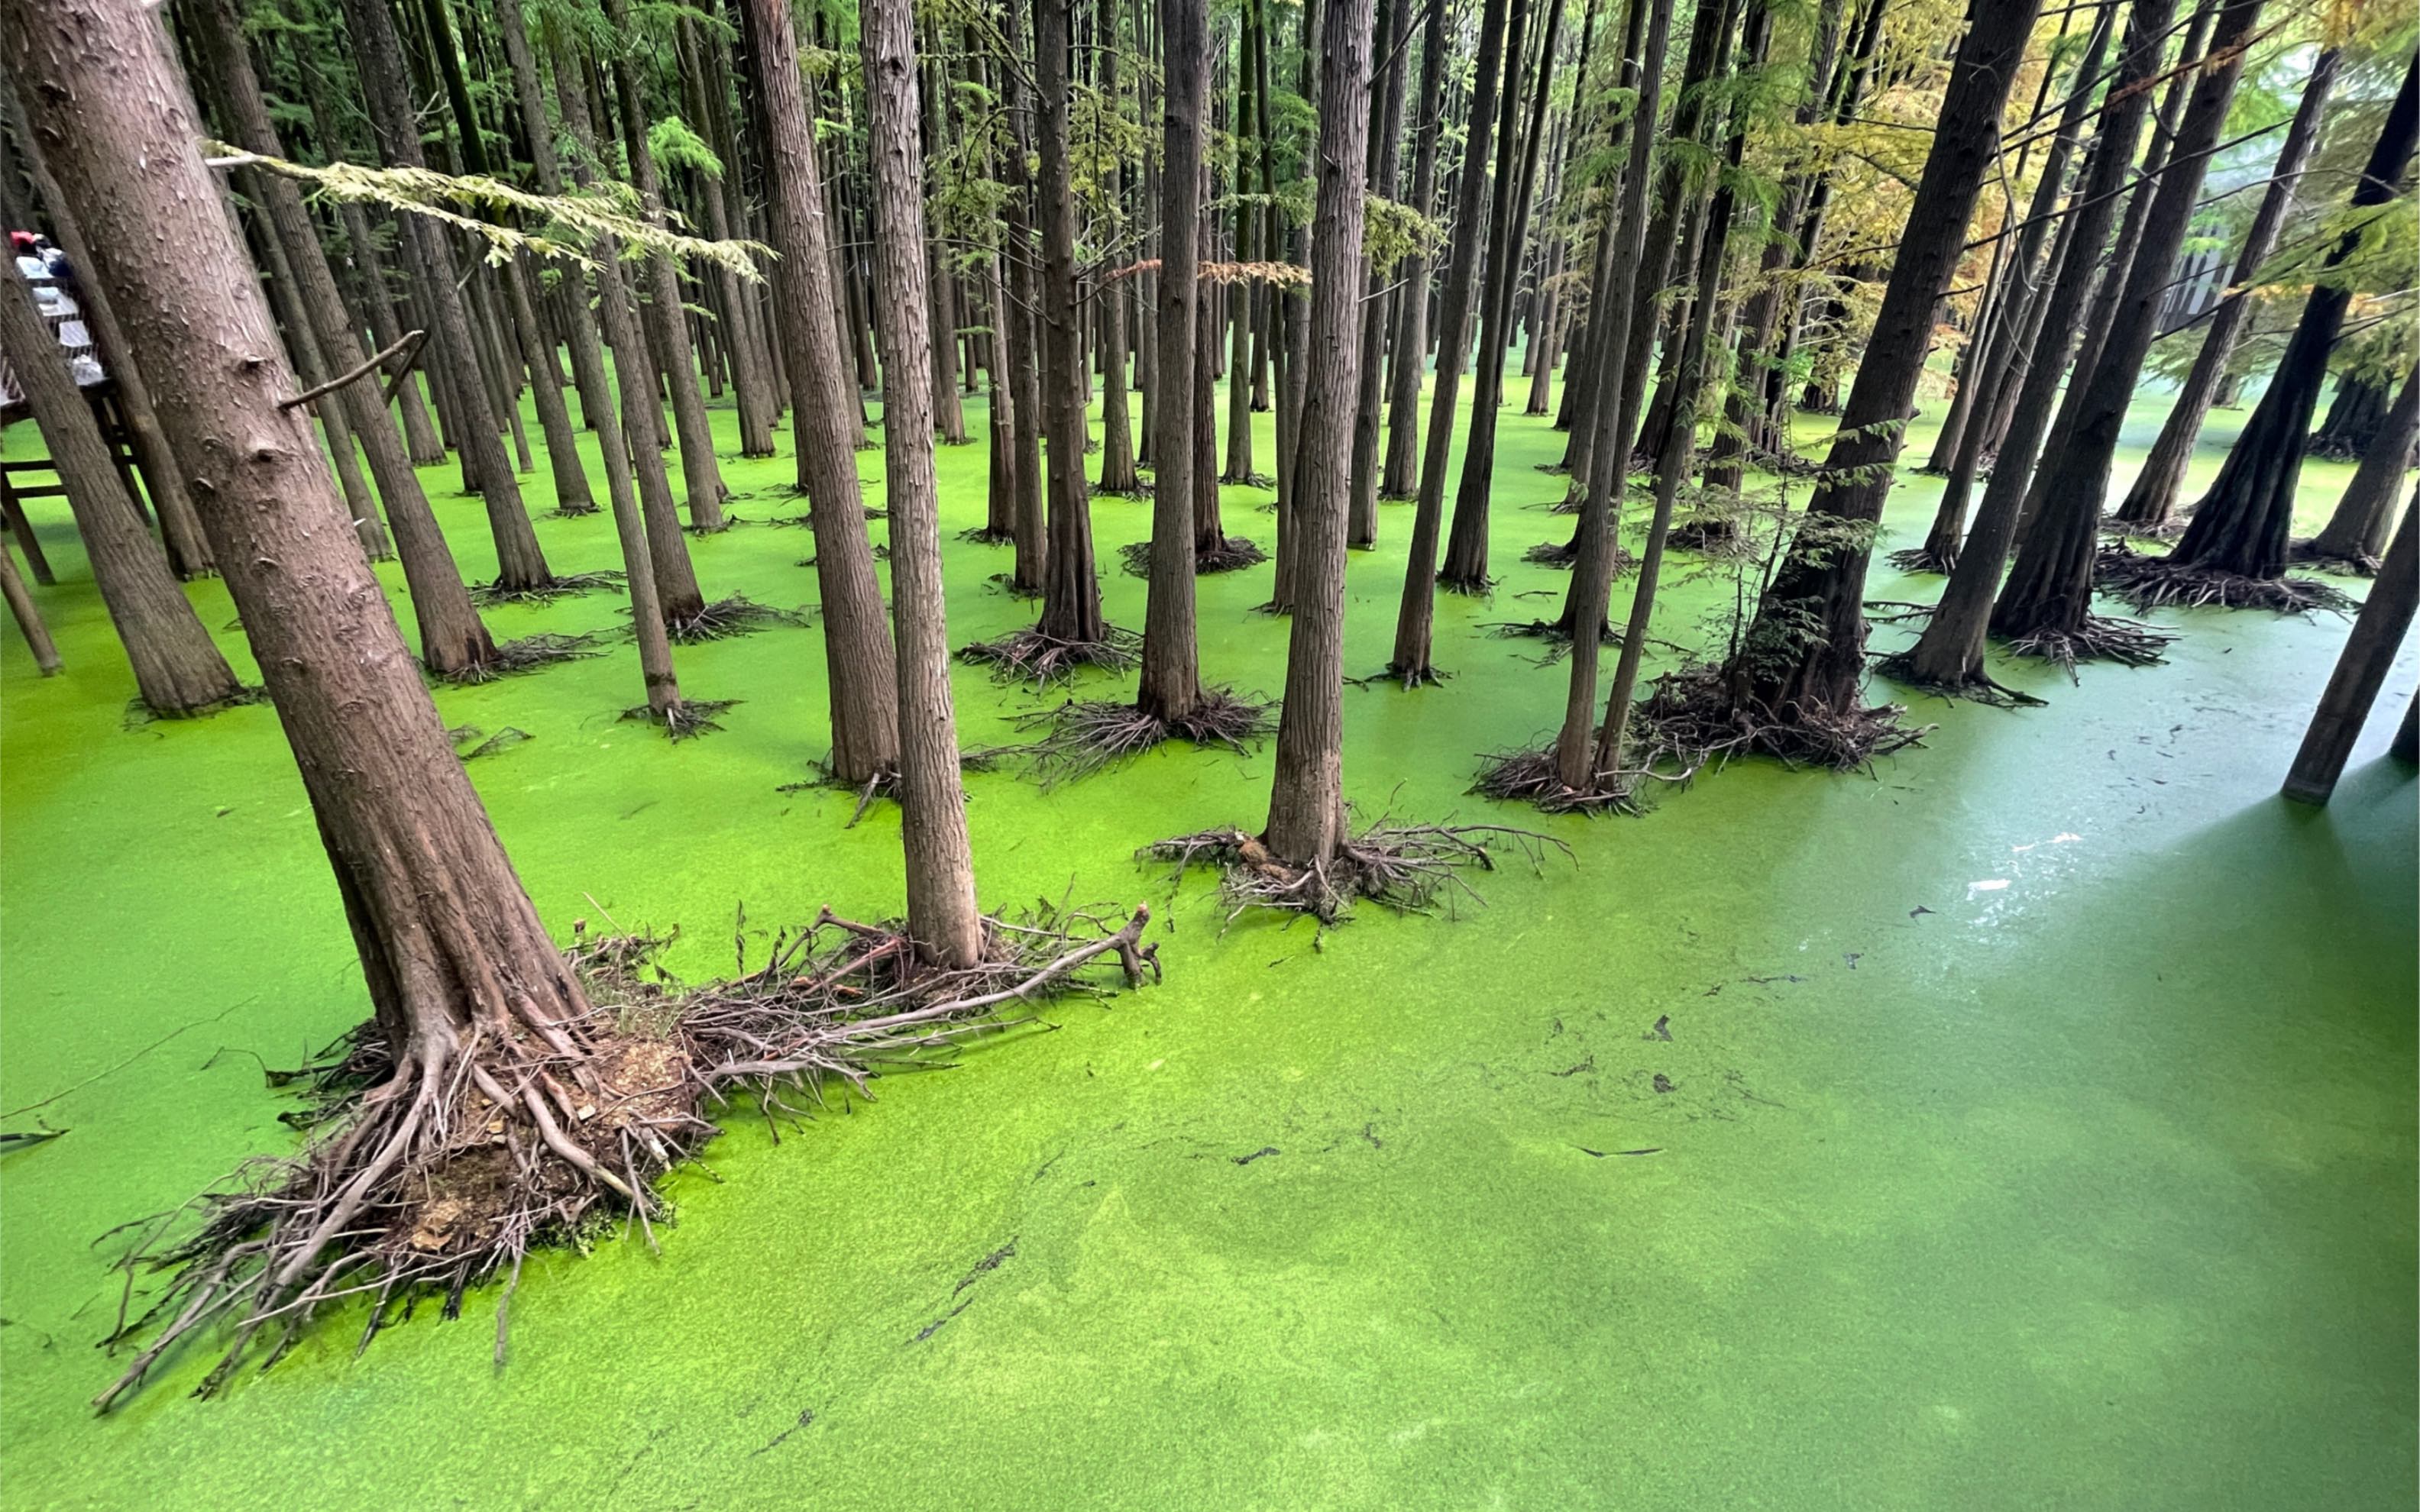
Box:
(2, 368), (2413, 1510)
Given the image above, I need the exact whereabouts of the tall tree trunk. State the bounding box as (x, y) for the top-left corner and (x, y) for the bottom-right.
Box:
(681, 13), (781, 458)
(1000, 0), (1050, 595)
(740, 0), (904, 780)
(1095, 18), (1141, 493)
(1729, 0), (2042, 725)
(338, 0), (555, 593)
(1346, 0), (1410, 548)
(0, 275), (242, 713)
(1220, 6), (1259, 485)
(2166, 58), (2418, 580)
(2282, 501), (2418, 803)
(1140, 0), (1209, 721)
(2306, 363), (2418, 564)
(1379, 0), (1451, 499)
(1991, 0), (2263, 653)
(0, 536), (60, 674)
(1264, 0), (1374, 864)
(1389, 0), (1512, 680)
(862, 0), (983, 963)
(1886, 0), (2182, 685)
(1034, 0), (1108, 646)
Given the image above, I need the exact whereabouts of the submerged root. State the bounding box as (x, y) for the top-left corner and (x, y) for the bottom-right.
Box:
(2288, 539), (2383, 577)
(775, 751), (1006, 827)
(471, 571), (624, 606)
(956, 525), (1017, 545)
(1870, 651), (2045, 707)
(620, 697), (740, 741)
(1521, 540), (1636, 574)
(1117, 537), (1268, 578)
(1883, 545), (1956, 576)
(2100, 513), (2186, 543)
(957, 624), (1142, 687)
(448, 725), (535, 761)
(2093, 545), (2353, 616)
(92, 905), (1156, 1410)
(1999, 614), (2176, 674)
(1351, 661), (1454, 691)
(1436, 570), (1496, 598)
(1143, 814), (1567, 926)
(663, 596), (806, 645)
(545, 502), (602, 520)
(438, 634), (601, 687)
(1003, 689), (1276, 787)
(1639, 664), (1928, 772)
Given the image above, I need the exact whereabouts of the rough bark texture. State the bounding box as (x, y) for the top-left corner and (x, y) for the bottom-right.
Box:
(2169, 60), (2418, 580)
(742, 0), (904, 782)
(8, 0), (598, 1079)
(1379, 0), (1452, 499)
(1264, 0), (1374, 863)
(1390, 0), (1511, 678)
(0, 273), (242, 713)
(2308, 363), (2419, 564)
(2282, 500), (2418, 803)
(861, 0), (984, 964)
(1346, 0), (1409, 548)
(1034, 0), (1108, 647)
(1140, 0), (1209, 722)
(1729, 0), (2042, 720)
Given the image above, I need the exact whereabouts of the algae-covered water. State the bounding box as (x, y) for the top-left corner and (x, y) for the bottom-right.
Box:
(2, 369), (2412, 1510)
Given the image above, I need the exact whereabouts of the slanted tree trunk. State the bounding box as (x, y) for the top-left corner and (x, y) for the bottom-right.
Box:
(1264, 0), (1374, 864)
(1551, 0), (1666, 786)
(337, 0), (555, 595)
(1888, 0), (2180, 687)
(186, 0), (513, 678)
(551, 34), (711, 629)
(1389, 0), (1512, 680)
(1346, 0), (1409, 548)
(0, 275), (242, 713)
(1140, 0), (1210, 722)
(1379, 0), (1452, 500)
(603, 0), (730, 534)
(1726, 0), (2042, 730)
(8, 7), (643, 1381)
(742, 0), (903, 782)
(862, 0), (983, 963)
(0, 537), (58, 674)
(1991, 0), (2266, 654)
(0, 79), (212, 577)
(2282, 499), (2418, 803)
(2167, 59), (2419, 581)
(1440, 0), (1560, 594)
(2308, 363), (2419, 565)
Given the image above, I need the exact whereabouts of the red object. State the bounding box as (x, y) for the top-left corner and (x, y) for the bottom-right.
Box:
(7, 231), (33, 254)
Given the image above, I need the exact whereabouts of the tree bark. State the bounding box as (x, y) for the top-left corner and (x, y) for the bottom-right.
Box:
(862, 0), (984, 963)
(2282, 498), (2418, 804)
(1732, 0), (2042, 720)
(0, 533), (59, 674)
(1379, 0), (1451, 499)
(1346, 0), (1409, 548)
(1265, 0), (1374, 864)
(1140, 0), (1209, 722)
(2309, 363), (2419, 564)
(1034, 0), (1108, 646)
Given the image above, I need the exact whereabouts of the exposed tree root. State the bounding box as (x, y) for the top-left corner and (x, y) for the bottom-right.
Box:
(1352, 662), (1453, 691)
(438, 634), (602, 687)
(1869, 652), (2045, 707)
(545, 502), (602, 520)
(776, 751), (1006, 827)
(1092, 479), (1153, 500)
(1218, 470), (1276, 489)
(91, 904), (1156, 1410)
(662, 596), (806, 645)
(620, 698), (740, 741)
(1666, 519), (1749, 557)
(121, 687), (269, 728)
(471, 571), (624, 606)
(1999, 615), (2176, 674)
(1487, 615), (1620, 648)
(448, 725), (535, 761)
(2094, 545), (2354, 616)
(2099, 514), (2186, 543)
(1436, 570), (1496, 598)
(957, 624), (1142, 687)
(956, 525), (1016, 545)
(1884, 545), (1956, 575)
(999, 689), (1276, 787)
(1521, 539), (1635, 573)
(1142, 815), (1567, 926)
(2288, 539), (2383, 577)
(1636, 664), (1928, 772)
(1469, 748), (1643, 815)
(1118, 537), (1268, 577)
(1862, 599), (1938, 626)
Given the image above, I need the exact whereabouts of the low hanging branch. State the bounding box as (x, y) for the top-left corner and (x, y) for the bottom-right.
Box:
(202, 144), (771, 280)
(277, 328), (425, 412)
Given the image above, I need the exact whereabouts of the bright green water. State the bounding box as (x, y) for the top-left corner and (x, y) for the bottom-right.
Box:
(2, 366), (2412, 1510)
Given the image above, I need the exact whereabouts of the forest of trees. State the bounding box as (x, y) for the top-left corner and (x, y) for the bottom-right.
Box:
(0, 0), (2411, 1406)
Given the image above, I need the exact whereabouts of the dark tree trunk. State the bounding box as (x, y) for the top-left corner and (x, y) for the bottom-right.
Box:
(338, 0), (555, 593)
(1891, 0), (2183, 685)
(1221, 6), (1259, 485)
(1094, 16), (1141, 493)
(680, 15), (780, 457)
(2169, 59), (2418, 580)
(1034, 0), (1108, 647)
(741, 0), (904, 782)
(1441, 0), (1561, 593)
(2308, 363), (2419, 564)
(2314, 372), (2392, 459)
(2282, 499), (2418, 803)
(1730, 0), (2042, 724)
(0, 274), (242, 714)
(1380, 0), (1453, 500)
(1347, 0), (1410, 548)
(862, 0), (983, 964)
(1389, 0), (1512, 680)
(1264, 0), (1374, 865)
(999, 0), (1049, 594)
(1140, 0), (1208, 721)
(0, 534), (59, 674)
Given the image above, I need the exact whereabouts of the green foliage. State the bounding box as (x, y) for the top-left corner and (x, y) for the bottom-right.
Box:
(646, 116), (725, 180)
